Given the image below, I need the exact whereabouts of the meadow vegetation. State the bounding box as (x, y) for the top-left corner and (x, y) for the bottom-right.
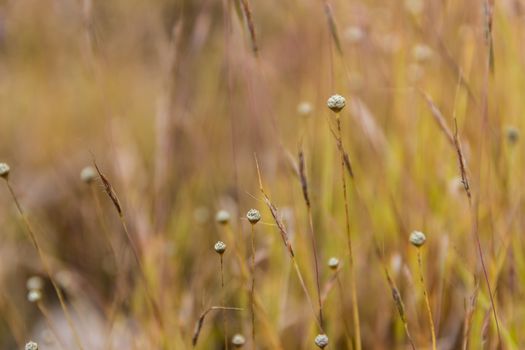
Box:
(0, 0), (523, 349)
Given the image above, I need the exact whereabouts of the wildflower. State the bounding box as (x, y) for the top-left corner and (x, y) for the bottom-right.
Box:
(26, 276), (44, 291)
(327, 94), (346, 113)
(80, 166), (96, 184)
(216, 210), (231, 225)
(0, 162), (10, 180)
(297, 101), (313, 116)
(232, 334), (246, 348)
(214, 241), (227, 255)
(315, 334), (329, 348)
(328, 257), (340, 270)
(412, 44), (433, 62)
(25, 341), (38, 350)
(344, 26), (365, 44)
(246, 209), (261, 224)
(409, 230), (426, 247)
(27, 290), (42, 303)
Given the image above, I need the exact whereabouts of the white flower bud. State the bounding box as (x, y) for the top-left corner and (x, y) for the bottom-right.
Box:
(214, 241), (226, 254)
(327, 94), (346, 113)
(80, 166), (96, 184)
(246, 209), (261, 224)
(409, 230), (426, 247)
(25, 341), (38, 350)
(216, 210), (231, 225)
(232, 334), (246, 347)
(315, 334), (329, 348)
(0, 162), (10, 180)
(328, 257), (339, 270)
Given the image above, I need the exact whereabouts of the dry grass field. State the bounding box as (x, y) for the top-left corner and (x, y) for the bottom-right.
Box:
(0, 0), (524, 349)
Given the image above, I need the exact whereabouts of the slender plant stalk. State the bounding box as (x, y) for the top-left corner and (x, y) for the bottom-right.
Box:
(192, 306), (243, 347)
(307, 210), (324, 326)
(220, 255), (229, 350)
(374, 245), (416, 350)
(298, 150), (324, 327)
(250, 224), (256, 347)
(255, 156), (323, 331)
(291, 258), (322, 330)
(93, 163), (166, 348)
(119, 217), (167, 340)
(221, 223), (283, 349)
(89, 183), (121, 350)
(417, 249), (436, 350)
(4, 181), (85, 350)
(335, 116), (361, 350)
(334, 272), (353, 347)
(462, 287), (478, 350)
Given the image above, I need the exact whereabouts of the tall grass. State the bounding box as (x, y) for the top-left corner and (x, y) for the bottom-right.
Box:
(1, 1), (524, 349)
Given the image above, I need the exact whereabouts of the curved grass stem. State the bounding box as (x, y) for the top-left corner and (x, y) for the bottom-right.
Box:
(417, 249), (437, 350)
(5, 181), (85, 350)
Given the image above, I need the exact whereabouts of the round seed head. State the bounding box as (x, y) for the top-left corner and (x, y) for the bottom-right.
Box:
(80, 166), (96, 184)
(215, 210), (231, 225)
(315, 334), (329, 349)
(344, 26), (365, 44)
(232, 334), (246, 347)
(506, 126), (520, 145)
(27, 289), (42, 303)
(25, 341), (38, 350)
(326, 94), (346, 113)
(0, 162), (10, 180)
(214, 241), (226, 254)
(328, 257), (340, 270)
(246, 209), (261, 224)
(412, 44), (433, 62)
(297, 101), (313, 116)
(26, 276), (44, 291)
(409, 230), (426, 247)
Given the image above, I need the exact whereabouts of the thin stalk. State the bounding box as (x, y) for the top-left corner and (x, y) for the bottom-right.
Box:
(335, 273), (353, 347)
(291, 258), (322, 330)
(335, 116), (361, 350)
(373, 242), (416, 349)
(298, 149), (324, 328)
(220, 255), (229, 350)
(250, 223), (256, 348)
(89, 184), (118, 263)
(307, 209), (324, 327)
(118, 216), (167, 346)
(89, 183), (121, 350)
(417, 249), (436, 350)
(221, 223), (283, 349)
(4, 181), (85, 350)
(255, 155), (322, 331)
(192, 306), (243, 347)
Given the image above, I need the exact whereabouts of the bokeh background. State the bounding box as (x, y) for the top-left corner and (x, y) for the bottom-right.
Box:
(0, 0), (524, 349)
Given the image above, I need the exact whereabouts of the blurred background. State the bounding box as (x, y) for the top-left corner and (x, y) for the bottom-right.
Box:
(0, 0), (524, 349)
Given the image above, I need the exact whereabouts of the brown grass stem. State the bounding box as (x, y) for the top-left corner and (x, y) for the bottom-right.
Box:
(192, 306), (243, 347)
(417, 249), (436, 350)
(374, 243), (416, 350)
(250, 223), (256, 348)
(4, 180), (85, 350)
(254, 155), (323, 331)
(298, 149), (324, 328)
(93, 163), (166, 348)
(219, 255), (229, 350)
(421, 90), (501, 344)
(334, 116), (361, 350)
